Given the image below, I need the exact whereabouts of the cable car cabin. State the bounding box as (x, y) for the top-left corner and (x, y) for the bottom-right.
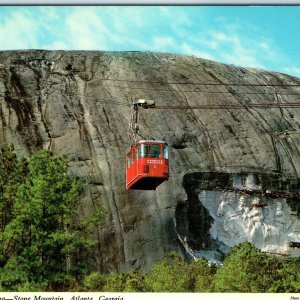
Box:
(126, 140), (169, 190)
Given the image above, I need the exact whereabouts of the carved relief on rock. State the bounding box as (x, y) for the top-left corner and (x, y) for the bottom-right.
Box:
(199, 191), (300, 256)
(216, 193), (246, 241)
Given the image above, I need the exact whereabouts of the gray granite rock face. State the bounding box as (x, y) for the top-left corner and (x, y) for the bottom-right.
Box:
(0, 50), (300, 271)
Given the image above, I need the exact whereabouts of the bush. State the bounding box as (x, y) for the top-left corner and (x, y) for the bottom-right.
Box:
(187, 258), (217, 292)
(83, 273), (106, 291)
(213, 243), (284, 292)
(269, 258), (300, 292)
(146, 252), (189, 292)
(123, 270), (148, 292)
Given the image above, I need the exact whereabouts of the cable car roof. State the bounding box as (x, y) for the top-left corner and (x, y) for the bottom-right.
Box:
(127, 140), (168, 154)
(136, 140), (168, 144)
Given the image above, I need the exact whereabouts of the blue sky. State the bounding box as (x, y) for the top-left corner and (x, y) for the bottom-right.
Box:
(0, 6), (300, 77)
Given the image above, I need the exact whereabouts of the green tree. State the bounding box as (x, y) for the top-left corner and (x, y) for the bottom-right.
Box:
(123, 270), (148, 292)
(83, 272), (127, 292)
(83, 270), (148, 292)
(269, 258), (300, 292)
(101, 272), (127, 292)
(83, 272), (106, 291)
(213, 242), (284, 292)
(0, 149), (97, 291)
(146, 252), (189, 292)
(187, 258), (217, 292)
(0, 145), (27, 231)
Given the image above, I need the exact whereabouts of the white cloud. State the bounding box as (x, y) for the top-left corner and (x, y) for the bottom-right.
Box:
(38, 7), (60, 21)
(152, 36), (176, 50)
(180, 43), (216, 61)
(0, 11), (38, 50)
(44, 41), (68, 50)
(259, 42), (270, 51)
(282, 67), (300, 78)
(197, 28), (279, 70)
(57, 7), (155, 51)
(64, 8), (109, 50)
(163, 27), (270, 69)
(216, 33), (266, 68)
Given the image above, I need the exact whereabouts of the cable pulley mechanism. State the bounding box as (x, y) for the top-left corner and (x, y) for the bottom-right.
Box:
(129, 99), (156, 145)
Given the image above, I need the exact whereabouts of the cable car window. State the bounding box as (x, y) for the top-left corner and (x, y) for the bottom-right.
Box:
(140, 144), (147, 158)
(149, 144), (160, 158)
(163, 144), (169, 159)
(127, 154), (131, 167)
(136, 147), (139, 160)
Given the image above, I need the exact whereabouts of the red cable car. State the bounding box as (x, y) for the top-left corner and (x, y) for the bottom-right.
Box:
(126, 140), (169, 190)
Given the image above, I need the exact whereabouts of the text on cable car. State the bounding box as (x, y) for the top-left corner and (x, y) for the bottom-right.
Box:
(146, 160), (163, 164)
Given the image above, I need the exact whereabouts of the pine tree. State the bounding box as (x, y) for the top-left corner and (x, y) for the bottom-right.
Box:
(0, 149), (99, 291)
(187, 258), (217, 292)
(146, 252), (190, 292)
(0, 144), (26, 231)
(213, 242), (284, 292)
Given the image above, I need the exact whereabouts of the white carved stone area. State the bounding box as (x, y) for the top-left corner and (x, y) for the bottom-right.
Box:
(198, 190), (300, 257)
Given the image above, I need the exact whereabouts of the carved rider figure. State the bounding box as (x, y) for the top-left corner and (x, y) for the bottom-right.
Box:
(247, 197), (266, 248)
(274, 201), (287, 232)
(237, 194), (250, 222)
(216, 193), (246, 241)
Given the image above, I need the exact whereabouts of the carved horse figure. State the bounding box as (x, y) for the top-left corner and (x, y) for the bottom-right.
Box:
(217, 199), (246, 237)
